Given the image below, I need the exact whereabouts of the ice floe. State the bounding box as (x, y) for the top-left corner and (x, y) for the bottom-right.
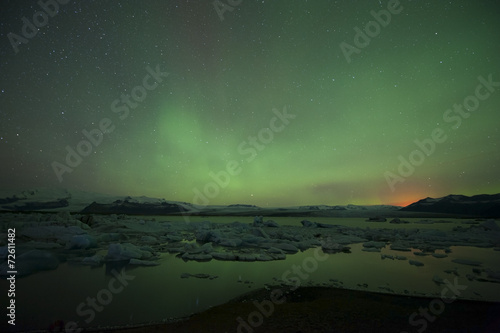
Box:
(1, 212), (499, 280)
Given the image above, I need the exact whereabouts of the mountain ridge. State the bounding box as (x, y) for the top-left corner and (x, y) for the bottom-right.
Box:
(400, 193), (500, 217)
(0, 188), (499, 217)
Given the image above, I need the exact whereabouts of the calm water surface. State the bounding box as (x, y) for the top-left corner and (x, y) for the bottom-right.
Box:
(2, 217), (499, 331)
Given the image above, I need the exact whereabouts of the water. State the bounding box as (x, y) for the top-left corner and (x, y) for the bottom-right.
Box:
(1, 217), (499, 331)
(149, 215), (472, 230)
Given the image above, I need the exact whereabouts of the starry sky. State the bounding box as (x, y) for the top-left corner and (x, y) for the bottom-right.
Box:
(1, 0), (499, 207)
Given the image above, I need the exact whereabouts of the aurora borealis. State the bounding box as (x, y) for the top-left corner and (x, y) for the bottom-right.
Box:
(1, 0), (499, 207)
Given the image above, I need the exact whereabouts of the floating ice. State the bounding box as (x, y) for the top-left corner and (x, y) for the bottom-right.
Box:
(105, 243), (153, 261)
(0, 250), (59, 277)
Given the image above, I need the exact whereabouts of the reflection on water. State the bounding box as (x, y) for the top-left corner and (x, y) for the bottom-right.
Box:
(150, 215), (473, 230)
(1, 217), (499, 331)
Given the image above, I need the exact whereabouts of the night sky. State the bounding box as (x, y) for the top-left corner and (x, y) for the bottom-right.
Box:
(1, 0), (499, 207)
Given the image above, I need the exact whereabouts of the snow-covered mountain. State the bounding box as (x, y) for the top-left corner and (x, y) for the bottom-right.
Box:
(400, 194), (500, 217)
(0, 188), (403, 216)
(0, 188), (193, 214)
(3, 188), (497, 217)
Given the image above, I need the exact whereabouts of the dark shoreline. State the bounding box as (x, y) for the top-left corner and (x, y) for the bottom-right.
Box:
(73, 286), (500, 333)
(0, 210), (489, 219)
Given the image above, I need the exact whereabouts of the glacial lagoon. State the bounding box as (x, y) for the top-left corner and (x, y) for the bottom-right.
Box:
(1, 216), (499, 331)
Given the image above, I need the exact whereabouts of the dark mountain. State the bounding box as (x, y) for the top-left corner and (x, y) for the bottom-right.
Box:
(80, 199), (189, 215)
(7, 199), (69, 211)
(400, 194), (500, 217)
(2, 188), (498, 218)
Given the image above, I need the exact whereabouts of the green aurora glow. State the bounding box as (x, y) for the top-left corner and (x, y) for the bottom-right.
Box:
(1, 0), (499, 206)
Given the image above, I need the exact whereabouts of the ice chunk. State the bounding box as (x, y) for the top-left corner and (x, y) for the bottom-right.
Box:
(235, 253), (258, 261)
(195, 230), (222, 243)
(261, 242), (299, 254)
(212, 252), (237, 261)
(66, 235), (97, 249)
(140, 235), (158, 244)
(23, 241), (62, 250)
(452, 259), (482, 266)
(264, 220), (279, 227)
(129, 259), (159, 266)
(20, 225), (87, 243)
(480, 219), (500, 232)
(486, 269), (500, 280)
(301, 220), (318, 228)
(219, 238), (243, 247)
(97, 233), (120, 242)
(432, 274), (445, 285)
(0, 246), (8, 259)
(81, 254), (104, 266)
(321, 242), (350, 254)
(181, 253), (212, 261)
(253, 216), (264, 225)
(409, 260), (424, 267)
(180, 273), (218, 279)
(0, 250), (59, 277)
(363, 241), (386, 249)
(251, 227), (270, 239)
(362, 247), (380, 252)
(105, 243), (152, 261)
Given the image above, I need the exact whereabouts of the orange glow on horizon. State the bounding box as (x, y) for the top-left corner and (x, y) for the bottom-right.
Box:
(387, 198), (419, 207)
(377, 180), (432, 207)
